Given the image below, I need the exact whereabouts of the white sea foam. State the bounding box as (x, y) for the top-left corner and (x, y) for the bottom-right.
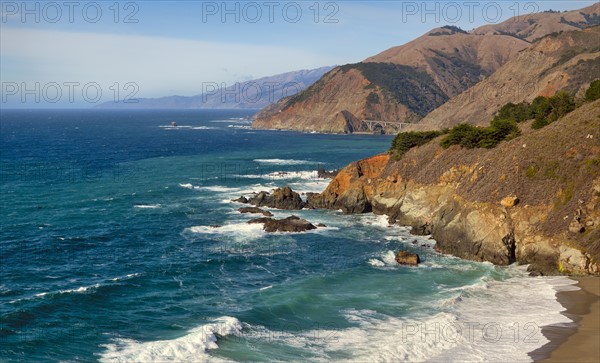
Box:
(381, 250), (398, 265)
(35, 283), (101, 298)
(366, 251), (399, 270)
(427, 271), (577, 362)
(236, 170), (319, 181)
(99, 316), (242, 363)
(199, 186), (241, 193)
(159, 125), (216, 130)
(110, 273), (142, 282)
(159, 125), (198, 130)
(186, 222), (265, 241)
(236, 267), (576, 362)
(367, 259), (386, 267)
(253, 159), (321, 165)
(134, 204), (161, 209)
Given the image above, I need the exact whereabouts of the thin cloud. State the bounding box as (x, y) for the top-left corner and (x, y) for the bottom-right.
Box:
(1, 27), (338, 97)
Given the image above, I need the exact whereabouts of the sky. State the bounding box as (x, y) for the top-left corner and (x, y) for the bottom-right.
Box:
(0, 0), (595, 107)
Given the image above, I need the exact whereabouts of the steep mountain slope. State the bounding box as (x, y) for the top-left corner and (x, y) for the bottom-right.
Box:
(253, 4), (600, 134)
(254, 30), (527, 133)
(416, 26), (600, 129)
(308, 99), (600, 275)
(97, 66), (333, 109)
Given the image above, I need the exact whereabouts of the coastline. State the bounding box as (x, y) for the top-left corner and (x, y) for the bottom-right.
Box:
(531, 277), (600, 362)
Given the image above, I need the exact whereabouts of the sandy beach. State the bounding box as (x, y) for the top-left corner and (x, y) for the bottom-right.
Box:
(531, 277), (600, 362)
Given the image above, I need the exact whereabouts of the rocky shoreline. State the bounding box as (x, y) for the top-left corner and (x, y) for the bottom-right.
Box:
(305, 153), (598, 275)
(248, 101), (600, 275)
(305, 102), (600, 276)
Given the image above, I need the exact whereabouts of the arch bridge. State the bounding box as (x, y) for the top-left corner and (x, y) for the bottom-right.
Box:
(361, 120), (415, 132)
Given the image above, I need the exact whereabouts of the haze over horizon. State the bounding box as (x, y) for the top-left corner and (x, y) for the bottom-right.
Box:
(1, 0), (595, 108)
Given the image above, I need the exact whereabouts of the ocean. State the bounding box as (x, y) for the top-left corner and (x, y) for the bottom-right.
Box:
(0, 109), (578, 362)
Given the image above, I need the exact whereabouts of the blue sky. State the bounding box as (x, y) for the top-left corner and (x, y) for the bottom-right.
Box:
(0, 1), (595, 107)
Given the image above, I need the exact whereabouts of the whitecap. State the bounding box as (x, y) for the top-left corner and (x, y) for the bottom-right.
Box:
(159, 125), (193, 129)
(99, 316), (242, 362)
(236, 170), (319, 181)
(253, 159), (320, 165)
(110, 273), (142, 282)
(367, 259), (386, 267)
(35, 283), (101, 298)
(191, 126), (217, 130)
(199, 186), (241, 193)
(186, 222), (265, 241)
(134, 204), (161, 209)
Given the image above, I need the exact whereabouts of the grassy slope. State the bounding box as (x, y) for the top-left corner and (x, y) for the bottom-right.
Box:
(392, 99), (600, 259)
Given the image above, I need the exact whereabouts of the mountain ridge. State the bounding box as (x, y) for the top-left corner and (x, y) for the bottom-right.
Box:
(97, 66), (334, 110)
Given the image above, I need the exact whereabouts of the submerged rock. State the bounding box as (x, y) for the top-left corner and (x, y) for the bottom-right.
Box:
(247, 215), (317, 233)
(395, 251), (420, 266)
(238, 207), (273, 217)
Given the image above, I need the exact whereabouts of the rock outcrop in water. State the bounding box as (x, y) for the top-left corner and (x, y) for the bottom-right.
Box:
(307, 100), (600, 275)
(248, 187), (306, 210)
(248, 215), (317, 233)
(395, 251), (420, 266)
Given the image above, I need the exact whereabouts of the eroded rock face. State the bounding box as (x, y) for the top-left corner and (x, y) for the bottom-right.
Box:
(395, 251), (420, 265)
(248, 187), (305, 210)
(248, 215), (317, 233)
(232, 196), (249, 203)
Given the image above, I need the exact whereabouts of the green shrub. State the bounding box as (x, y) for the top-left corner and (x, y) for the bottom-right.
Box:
(585, 80), (600, 101)
(531, 117), (550, 129)
(390, 130), (445, 157)
(548, 91), (575, 121)
(494, 102), (530, 122)
(530, 96), (552, 122)
(440, 119), (520, 149)
(440, 124), (479, 148)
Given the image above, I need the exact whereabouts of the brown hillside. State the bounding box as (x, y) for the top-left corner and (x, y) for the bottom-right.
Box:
(416, 26), (600, 129)
(254, 32), (527, 134)
(475, 3), (600, 42)
(254, 4), (599, 134)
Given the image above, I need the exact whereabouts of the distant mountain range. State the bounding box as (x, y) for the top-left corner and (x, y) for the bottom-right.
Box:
(97, 66), (334, 109)
(253, 4), (600, 134)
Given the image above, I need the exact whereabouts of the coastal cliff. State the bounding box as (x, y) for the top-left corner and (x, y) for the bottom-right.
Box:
(308, 100), (600, 275)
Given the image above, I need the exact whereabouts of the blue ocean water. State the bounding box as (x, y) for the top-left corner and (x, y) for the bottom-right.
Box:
(0, 109), (576, 362)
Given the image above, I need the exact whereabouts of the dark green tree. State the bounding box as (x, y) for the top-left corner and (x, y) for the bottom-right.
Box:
(585, 80), (600, 102)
